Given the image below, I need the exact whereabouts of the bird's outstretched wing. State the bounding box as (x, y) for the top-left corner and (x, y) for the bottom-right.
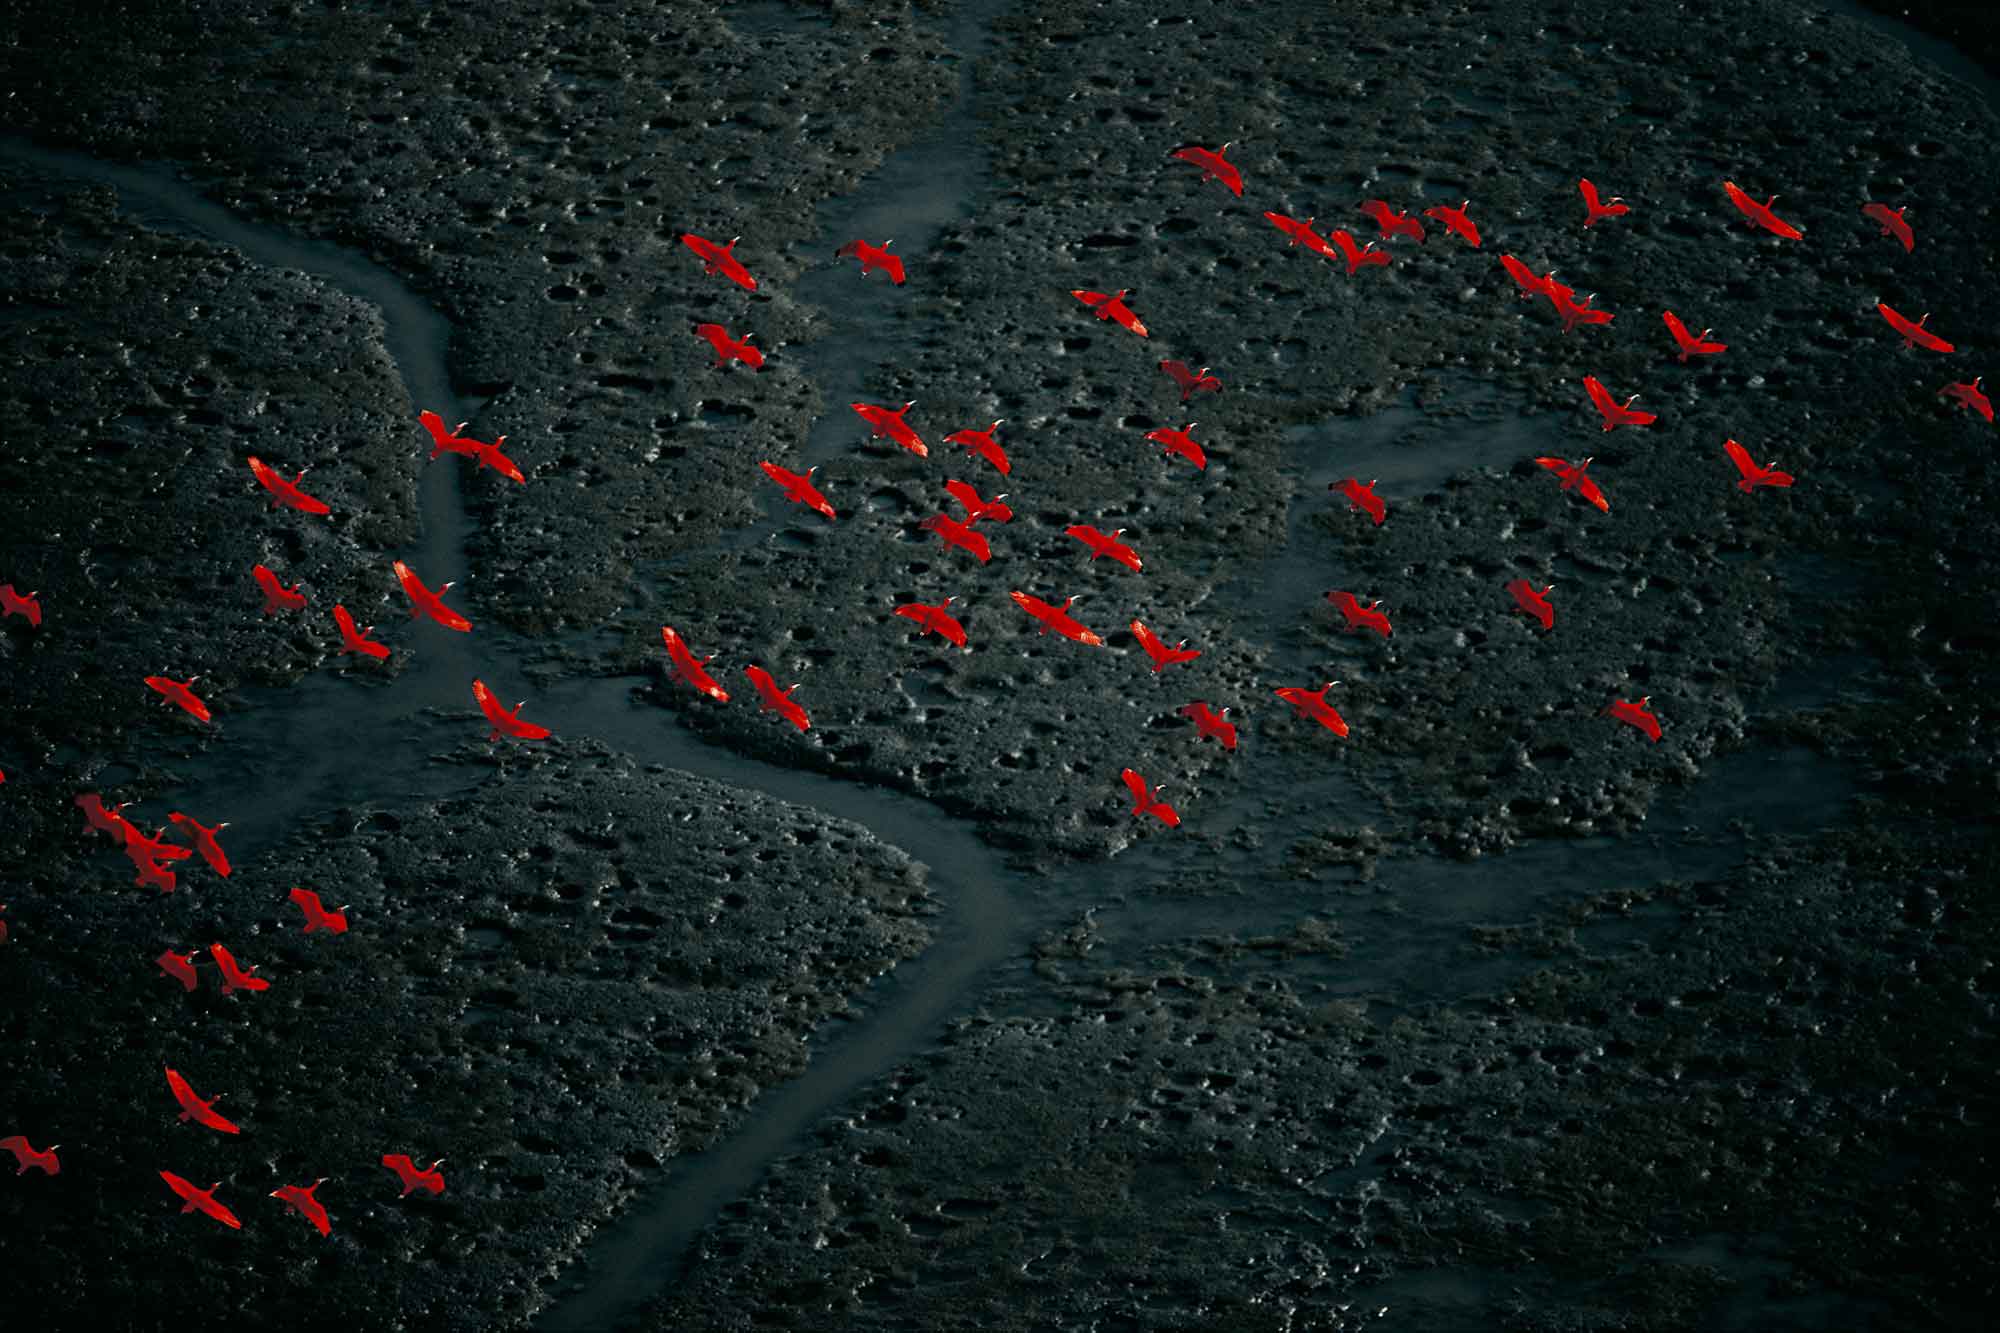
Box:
(1584, 376), (1615, 417)
(1723, 438), (1758, 482)
(1121, 768), (1150, 807)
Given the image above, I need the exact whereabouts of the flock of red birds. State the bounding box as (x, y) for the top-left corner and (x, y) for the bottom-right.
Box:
(2, 131), (1988, 1236)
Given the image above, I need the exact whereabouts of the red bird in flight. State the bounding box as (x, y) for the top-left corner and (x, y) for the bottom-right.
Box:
(1147, 421), (1207, 470)
(946, 420), (1009, 474)
(1131, 620), (1200, 672)
(272, 1179), (332, 1237)
(1423, 200), (1481, 246)
(1121, 768), (1181, 827)
(1535, 456), (1609, 512)
(1327, 591), (1391, 638)
(1328, 229), (1390, 275)
(1662, 311), (1727, 362)
(760, 461), (836, 521)
(252, 563), (306, 614)
(157, 949), (200, 991)
(1011, 591), (1103, 646)
(1263, 212), (1341, 261)
(1160, 360), (1222, 402)
(393, 560), (472, 632)
(289, 888), (349, 934)
(682, 232), (757, 290)
(853, 400), (927, 457)
(473, 679), (552, 741)
(1606, 696), (1662, 742)
(1877, 303), (1955, 353)
(77, 793), (136, 842)
(165, 1067), (241, 1135)
(1500, 254), (1554, 301)
(1579, 179), (1629, 226)
(1724, 439), (1794, 492)
(1551, 288), (1615, 335)
(835, 238), (905, 284)
(1722, 180), (1802, 239)
(1861, 202), (1914, 252)
(1071, 288), (1149, 337)
(1274, 681), (1349, 737)
(2, 584), (43, 626)
(1179, 702), (1236, 749)
(1169, 142), (1243, 196)
(921, 512), (992, 563)
(1584, 376), (1656, 431)
(419, 410), (479, 459)
(248, 456), (331, 515)
(744, 665), (811, 732)
(1506, 579), (1555, 631)
(1066, 524), (1143, 572)
(894, 597), (968, 649)
(945, 478), (1011, 524)
(160, 1172), (242, 1229)
(1359, 199), (1425, 243)
(0, 1136), (58, 1176)
(167, 813), (231, 878)
(125, 822), (193, 867)
(146, 675), (212, 724)
(466, 432), (526, 485)
(210, 943), (269, 996)
(133, 857), (178, 895)
(383, 1155), (446, 1197)
(695, 323), (763, 370)
(332, 604), (390, 660)
(1939, 377), (1993, 422)
(662, 626), (730, 702)
(1333, 477), (1386, 526)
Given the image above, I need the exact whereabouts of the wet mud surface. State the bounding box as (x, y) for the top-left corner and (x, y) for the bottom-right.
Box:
(3, 0), (1998, 1329)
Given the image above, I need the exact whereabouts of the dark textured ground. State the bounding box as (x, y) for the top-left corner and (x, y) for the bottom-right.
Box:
(2, 0), (1997, 1329)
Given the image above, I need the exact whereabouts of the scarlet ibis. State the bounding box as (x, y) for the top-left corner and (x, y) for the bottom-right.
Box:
(1723, 439), (1794, 492)
(77, 793), (135, 841)
(946, 420), (1009, 474)
(1263, 211), (1340, 261)
(1552, 288), (1615, 335)
(145, 675), (212, 723)
(1606, 696), (1661, 742)
(1877, 303), (1955, 353)
(467, 434), (525, 485)
(1722, 180), (1802, 239)
(0, 585), (41, 626)
(1423, 200), (1480, 246)
(123, 822), (192, 865)
(419, 410), (479, 459)
(1506, 579), (1555, 631)
(1120, 768), (1181, 826)
(1939, 377), (1993, 423)
(133, 857), (178, 895)
(1579, 179), (1629, 226)
(744, 665), (811, 731)
(210, 943), (269, 996)
(1169, 142), (1242, 196)
(393, 560), (472, 632)
(1584, 376), (1655, 431)
(852, 400), (927, 457)
(894, 597), (968, 648)
(1070, 288), (1149, 337)
(1535, 455), (1610, 512)
(1327, 591), (1391, 638)
(271, 1179), (332, 1236)
(1359, 199), (1425, 243)
(1065, 524), (1143, 572)
(1010, 591), (1104, 646)
(1662, 311), (1727, 362)
(1130, 620), (1200, 672)
(289, 888), (349, 934)
(473, 679), (552, 741)
(662, 626), (730, 702)
(695, 323), (764, 370)
(166, 813), (231, 878)
(1161, 360), (1222, 401)
(1333, 478), (1386, 526)
(247, 456), (331, 515)
(760, 460), (836, 521)
(920, 512), (992, 563)
(681, 232), (757, 290)
(1178, 702), (1236, 749)
(160, 1171), (242, 1229)
(945, 478), (1011, 524)
(1861, 202), (1914, 252)
(157, 949), (201, 991)
(165, 1067), (241, 1135)
(0, 1136), (58, 1176)
(332, 604), (390, 660)
(835, 237), (905, 284)
(1274, 681), (1348, 737)
(251, 563), (306, 615)
(1500, 254), (1554, 301)
(1146, 422), (1206, 470)
(383, 1155), (446, 1197)
(1328, 229), (1390, 275)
